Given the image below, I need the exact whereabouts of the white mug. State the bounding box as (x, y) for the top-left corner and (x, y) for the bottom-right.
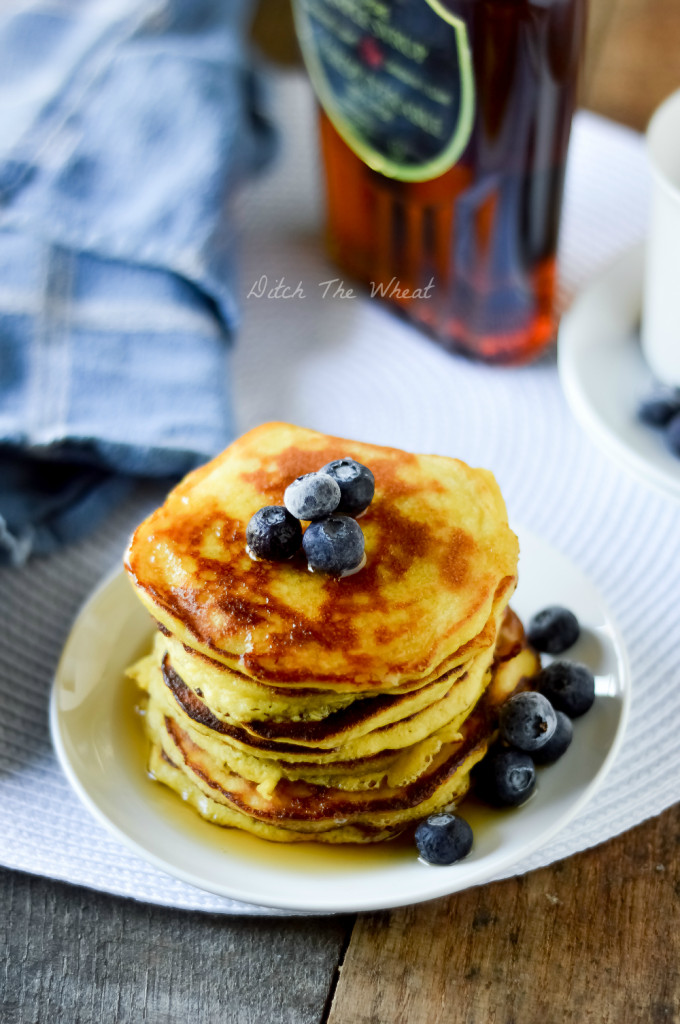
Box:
(642, 89), (680, 387)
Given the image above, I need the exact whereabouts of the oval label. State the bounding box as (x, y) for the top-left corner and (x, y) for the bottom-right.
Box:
(293, 0), (475, 182)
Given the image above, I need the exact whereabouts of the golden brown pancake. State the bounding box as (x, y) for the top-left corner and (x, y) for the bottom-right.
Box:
(125, 422), (519, 690)
(124, 424), (534, 845)
(141, 643), (495, 766)
(153, 588), (509, 710)
(146, 636), (540, 842)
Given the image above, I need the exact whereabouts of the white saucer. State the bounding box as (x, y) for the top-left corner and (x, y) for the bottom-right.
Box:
(50, 528), (630, 914)
(559, 243), (680, 501)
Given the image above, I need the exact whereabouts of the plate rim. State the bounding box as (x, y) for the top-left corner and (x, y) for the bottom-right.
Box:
(558, 242), (680, 503)
(50, 528), (631, 914)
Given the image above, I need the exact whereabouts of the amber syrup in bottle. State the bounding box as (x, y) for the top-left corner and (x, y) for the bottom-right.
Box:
(295, 0), (586, 364)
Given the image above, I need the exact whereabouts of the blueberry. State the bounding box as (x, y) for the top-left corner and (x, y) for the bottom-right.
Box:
(527, 606), (580, 654)
(666, 411), (680, 458)
(536, 660), (595, 718)
(638, 389), (680, 428)
(475, 747), (536, 808)
(414, 813), (473, 865)
(320, 458), (375, 516)
(246, 506), (302, 561)
(498, 691), (557, 752)
(284, 473), (341, 521)
(532, 710), (573, 765)
(302, 515), (365, 575)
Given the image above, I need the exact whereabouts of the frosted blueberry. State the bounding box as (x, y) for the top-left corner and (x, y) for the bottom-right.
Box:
(246, 506), (302, 561)
(532, 710), (573, 765)
(527, 606), (580, 654)
(302, 515), (365, 575)
(284, 473), (341, 521)
(476, 747), (536, 808)
(536, 661), (595, 718)
(415, 814), (473, 865)
(320, 458), (375, 516)
(498, 692), (557, 752)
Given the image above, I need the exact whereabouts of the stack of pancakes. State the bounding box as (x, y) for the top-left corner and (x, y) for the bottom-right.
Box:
(125, 423), (540, 843)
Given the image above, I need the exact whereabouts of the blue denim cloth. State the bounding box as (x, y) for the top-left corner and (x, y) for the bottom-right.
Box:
(0, 0), (275, 564)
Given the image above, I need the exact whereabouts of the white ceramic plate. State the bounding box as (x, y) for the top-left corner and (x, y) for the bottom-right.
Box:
(559, 243), (680, 502)
(51, 527), (630, 914)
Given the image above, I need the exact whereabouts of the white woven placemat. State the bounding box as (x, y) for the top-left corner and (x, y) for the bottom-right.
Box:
(2, 74), (677, 915)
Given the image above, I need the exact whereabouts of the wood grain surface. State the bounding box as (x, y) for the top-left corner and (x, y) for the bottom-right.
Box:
(326, 803), (680, 1024)
(583, 0), (680, 130)
(0, 868), (352, 1024)
(2, 3), (680, 1023)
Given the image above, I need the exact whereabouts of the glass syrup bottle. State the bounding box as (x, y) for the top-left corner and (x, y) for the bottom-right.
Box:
(293, 0), (586, 364)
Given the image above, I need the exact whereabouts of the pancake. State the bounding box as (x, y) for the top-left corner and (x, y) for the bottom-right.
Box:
(135, 605), (538, 800)
(123, 423), (536, 846)
(139, 642), (495, 768)
(127, 626), (483, 745)
(145, 637), (539, 842)
(152, 588), (508, 715)
(161, 654), (471, 748)
(125, 422), (519, 690)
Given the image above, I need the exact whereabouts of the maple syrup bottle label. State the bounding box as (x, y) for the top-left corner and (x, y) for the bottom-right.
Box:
(293, 0), (475, 182)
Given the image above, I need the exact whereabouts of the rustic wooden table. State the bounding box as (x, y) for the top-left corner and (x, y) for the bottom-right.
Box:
(3, 3), (680, 1022)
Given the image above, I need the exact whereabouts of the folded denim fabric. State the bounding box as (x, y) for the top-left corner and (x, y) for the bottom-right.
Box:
(0, 0), (276, 565)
